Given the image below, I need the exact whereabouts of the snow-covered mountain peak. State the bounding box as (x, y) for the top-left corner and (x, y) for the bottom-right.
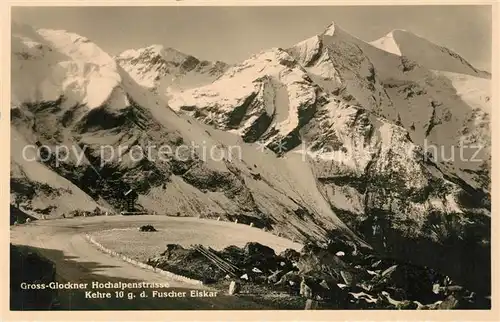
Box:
(11, 25), (123, 109)
(118, 44), (192, 67)
(322, 21), (352, 37)
(321, 21), (362, 41)
(37, 29), (118, 69)
(371, 29), (433, 56)
(388, 28), (411, 34)
(323, 22), (338, 36)
(371, 29), (489, 77)
(225, 47), (298, 74)
(369, 30), (402, 55)
(116, 44), (229, 91)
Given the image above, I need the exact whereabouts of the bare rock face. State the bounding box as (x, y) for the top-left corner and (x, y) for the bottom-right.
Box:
(301, 98), (490, 293)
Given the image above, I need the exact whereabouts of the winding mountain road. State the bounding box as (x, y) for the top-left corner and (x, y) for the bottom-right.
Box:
(10, 215), (302, 310)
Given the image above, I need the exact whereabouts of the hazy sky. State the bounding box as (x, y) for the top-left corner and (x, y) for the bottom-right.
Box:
(12, 6), (492, 71)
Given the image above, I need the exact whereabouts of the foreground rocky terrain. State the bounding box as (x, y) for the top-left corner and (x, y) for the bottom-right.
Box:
(147, 238), (489, 309)
(10, 21), (491, 302)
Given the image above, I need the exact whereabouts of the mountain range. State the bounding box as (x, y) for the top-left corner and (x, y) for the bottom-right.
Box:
(10, 21), (491, 294)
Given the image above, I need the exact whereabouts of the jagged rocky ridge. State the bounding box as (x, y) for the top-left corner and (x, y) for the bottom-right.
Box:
(10, 22), (491, 296)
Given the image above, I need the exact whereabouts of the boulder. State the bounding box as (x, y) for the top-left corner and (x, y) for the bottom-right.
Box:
(244, 242), (275, 258)
(139, 225), (157, 232)
(267, 270), (284, 284)
(252, 267), (263, 274)
(276, 271), (301, 286)
(241, 242), (278, 272)
(326, 236), (357, 255)
(395, 300), (419, 310)
(347, 291), (378, 309)
(297, 245), (349, 281)
(340, 271), (354, 286)
(279, 248), (300, 263)
(381, 265), (398, 278)
(438, 294), (459, 309)
(162, 244), (184, 254)
(219, 245), (246, 267)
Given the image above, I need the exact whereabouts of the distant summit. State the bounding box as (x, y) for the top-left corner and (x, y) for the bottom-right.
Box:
(116, 44), (229, 91)
(371, 29), (490, 77)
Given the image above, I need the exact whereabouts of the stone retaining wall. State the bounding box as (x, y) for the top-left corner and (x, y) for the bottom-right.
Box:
(84, 234), (203, 286)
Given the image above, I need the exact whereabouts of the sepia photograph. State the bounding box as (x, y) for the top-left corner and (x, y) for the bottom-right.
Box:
(7, 4), (493, 312)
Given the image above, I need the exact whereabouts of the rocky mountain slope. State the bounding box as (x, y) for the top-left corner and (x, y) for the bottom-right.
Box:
(10, 21), (491, 295)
